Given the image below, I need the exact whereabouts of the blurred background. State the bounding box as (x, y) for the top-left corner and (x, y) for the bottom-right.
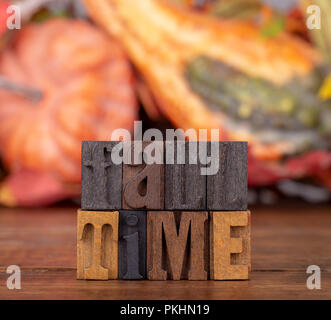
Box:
(0, 0), (330, 209)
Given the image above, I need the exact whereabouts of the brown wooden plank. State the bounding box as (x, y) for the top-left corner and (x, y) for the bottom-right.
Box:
(1, 205), (331, 299)
(1, 205), (331, 270)
(0, 269), (330, 300)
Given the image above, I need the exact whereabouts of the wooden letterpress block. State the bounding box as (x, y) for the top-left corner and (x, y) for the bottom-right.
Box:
(77, 210), (118, 280)
(118, 211), (146, 280)
(165, 141), (206, 210)
(122, 141), (164, 210)
(81, 141), (122, 210)
(210, 211), (251, 280)
(147, 211), (209, 280)
(207, 141), (248, 211)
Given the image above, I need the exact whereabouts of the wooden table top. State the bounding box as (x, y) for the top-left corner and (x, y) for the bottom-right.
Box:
(0, 204), (330, 300)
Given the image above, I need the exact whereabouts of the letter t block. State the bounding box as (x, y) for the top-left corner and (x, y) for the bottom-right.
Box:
(77, 210), (119, 280)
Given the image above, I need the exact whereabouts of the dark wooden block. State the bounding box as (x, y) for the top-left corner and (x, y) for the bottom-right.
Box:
(147, 211), (209, 280)
(81, 141), (122, 210)
(207, 141), (248, 211)
(118, 211), (146, 280)
(165, 141), (206, 210)
(122, 141), (164, 210)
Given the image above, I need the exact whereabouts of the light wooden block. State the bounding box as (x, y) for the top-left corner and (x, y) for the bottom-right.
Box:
(77, 210), (119, 280)
(210, 211), (251, 280)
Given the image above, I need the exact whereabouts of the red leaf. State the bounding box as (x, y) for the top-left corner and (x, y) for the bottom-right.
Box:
(0, 168), (80, 207)
(0, 1), (11, 36)
(248, 148), (331, 190)
(285, 151), (331, 178)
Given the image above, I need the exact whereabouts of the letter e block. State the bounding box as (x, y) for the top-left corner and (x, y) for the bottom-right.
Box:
(210, 211), (251, 280)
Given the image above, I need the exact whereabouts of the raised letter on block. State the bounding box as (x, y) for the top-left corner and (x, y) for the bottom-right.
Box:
(165, 141), (206, 210)
(147, 211), (208, 280)
(81, 141), (122, 210)
(207, 142), (248, 211)
(210, 211), (251, 280)
(119, 211), (146, 280)
(77, 210), (118, 280)
(122, 141), (164, 210)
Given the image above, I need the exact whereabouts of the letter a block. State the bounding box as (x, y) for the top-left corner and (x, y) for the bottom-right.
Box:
(122, 141), (164, 210)
(147, 211), (209, 280)
(210, 211), (251, 280)
(77, 210), (119, 280)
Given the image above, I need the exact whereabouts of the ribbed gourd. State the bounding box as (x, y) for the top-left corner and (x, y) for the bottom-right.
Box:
(83, 0), (331, 186)
(185, 56), (331, 154)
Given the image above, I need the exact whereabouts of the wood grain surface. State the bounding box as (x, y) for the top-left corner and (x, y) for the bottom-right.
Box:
(207, 142), (248, 211)
(118, 211), (146, 280)
(147, 211), (208, 280)
(81, 141), (122, 210)
(77, 210), (118, 280)
(210, 211), (250, 280)
(122, 141), (164, 210)
(0, 204), (331, 299)
(165, 142), (206, 210)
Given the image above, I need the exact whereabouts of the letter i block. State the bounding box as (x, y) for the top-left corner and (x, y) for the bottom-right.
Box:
(210, 211), (251, 280)
(147, 211), (209, 280)
(77, 210), (119, 280)
(118, 211), (146, 280)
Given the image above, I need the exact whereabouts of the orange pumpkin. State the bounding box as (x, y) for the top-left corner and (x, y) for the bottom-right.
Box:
(0, 18), (138, 184)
